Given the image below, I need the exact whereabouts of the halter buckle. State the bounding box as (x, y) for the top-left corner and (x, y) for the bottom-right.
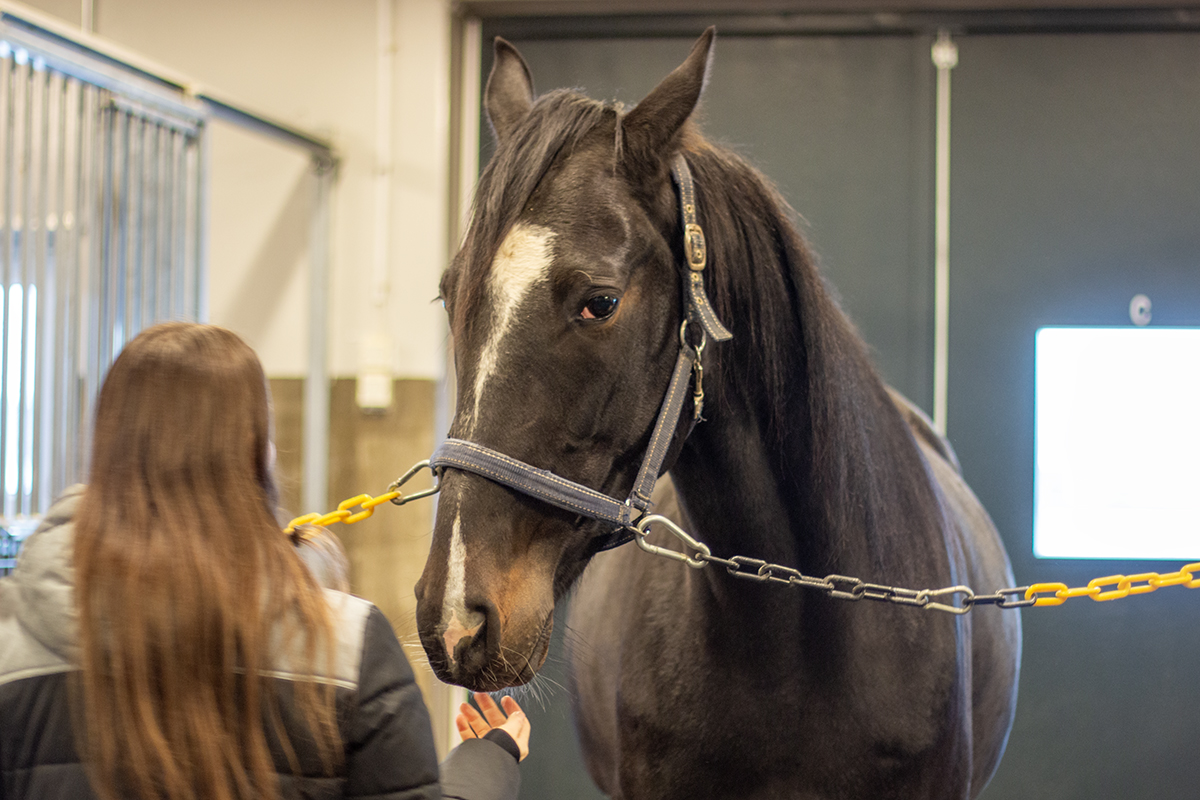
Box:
(684, 223), (706, 271)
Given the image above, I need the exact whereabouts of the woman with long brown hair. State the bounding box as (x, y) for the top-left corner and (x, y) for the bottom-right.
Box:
(0, 322), (528, 800)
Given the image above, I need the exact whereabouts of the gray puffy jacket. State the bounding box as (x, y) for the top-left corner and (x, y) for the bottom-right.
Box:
(0, 486), (519, 800)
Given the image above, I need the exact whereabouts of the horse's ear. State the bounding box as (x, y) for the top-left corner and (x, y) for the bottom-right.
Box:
(485, 37), (535, 144)
(621, 27), (714, 174)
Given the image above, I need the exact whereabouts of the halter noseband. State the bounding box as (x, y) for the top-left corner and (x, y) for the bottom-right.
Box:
(430, 154), (733, 551)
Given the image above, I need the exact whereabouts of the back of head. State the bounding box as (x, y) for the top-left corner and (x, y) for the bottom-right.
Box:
(74, 322), (338, 800)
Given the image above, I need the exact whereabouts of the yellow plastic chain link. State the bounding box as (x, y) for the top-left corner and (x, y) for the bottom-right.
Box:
(285, 490), (401, 534)
(1025, 563), (1200, 607)
(284, 460), (439, 537)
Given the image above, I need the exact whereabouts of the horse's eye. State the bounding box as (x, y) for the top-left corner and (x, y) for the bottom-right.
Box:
(581, 295), (619, 321)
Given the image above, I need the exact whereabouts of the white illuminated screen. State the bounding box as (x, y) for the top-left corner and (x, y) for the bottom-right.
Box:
(1034, 327), (1200, 560)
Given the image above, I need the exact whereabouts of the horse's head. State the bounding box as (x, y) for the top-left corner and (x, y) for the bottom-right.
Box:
(415, 30), (716, 690)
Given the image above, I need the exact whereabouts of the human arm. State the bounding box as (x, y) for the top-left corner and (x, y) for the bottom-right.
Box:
(342, 605), (522, 800)
(455, 694), (529, 762)
(439, 694), (528, 800)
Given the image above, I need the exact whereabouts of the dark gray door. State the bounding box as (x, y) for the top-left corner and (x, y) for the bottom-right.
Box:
(473, 20), (1200, 800)
(950, 32), (1200, 799)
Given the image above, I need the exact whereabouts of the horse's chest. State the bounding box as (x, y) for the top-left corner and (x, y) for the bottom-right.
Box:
(611, 599), (968, 799)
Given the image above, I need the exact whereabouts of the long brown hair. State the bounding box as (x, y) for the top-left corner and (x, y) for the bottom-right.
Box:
(74, 323), (340, 800)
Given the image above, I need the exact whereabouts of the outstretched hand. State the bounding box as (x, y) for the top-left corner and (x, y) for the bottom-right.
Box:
(456, 693), (530, 762)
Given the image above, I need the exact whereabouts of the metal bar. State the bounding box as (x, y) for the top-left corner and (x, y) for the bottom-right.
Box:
(200, 95), (336, 169)
(0, 54), (13, 513)
(98, 100), (113, 375)
(112, 108), (128, 353)
(303, 162), (333, 514)
(15, 53), (36, 516)
(142, 121), (157, 325)
(192, 126), (207, 321)
(26, 60), (47, 515)
(127, 114), (142, 338)
(931, 31), (956, 436)
(172, 128), (185, 317)
(5, 54), (27, 518)
(61, 77), (81, 490)
(181, 132), (196, 317)
(47, 71), (67, 505)
(155, 123), (168, 321)
(80, 84), (103, 473)
(158, 123), (173, 321)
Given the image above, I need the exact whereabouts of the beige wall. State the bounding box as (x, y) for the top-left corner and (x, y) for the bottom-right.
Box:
(23, 0), (453, 380)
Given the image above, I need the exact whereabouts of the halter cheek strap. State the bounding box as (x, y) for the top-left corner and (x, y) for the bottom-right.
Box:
(673, 154), (733, 344)
(431, 154), (731, 550)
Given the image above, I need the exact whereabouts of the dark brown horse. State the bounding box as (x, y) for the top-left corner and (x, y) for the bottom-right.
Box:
(415, 29), (1021, 800)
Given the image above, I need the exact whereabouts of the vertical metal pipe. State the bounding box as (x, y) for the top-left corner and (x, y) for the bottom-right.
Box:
(18, 57), (39, 517)
(97, 99), (114, 392)
(156, 124), (170, 321)
(111, 109), (128, 355)
(181, 132), (197, 318)
(128, 115), (143, 338)
(173, 130), (186, 317)
(7, 55), (28, 519)
(48, 73), (68, 504)
(28, 62), (49, 514)
(0, 53), (13, 515)
(931, 30), (957, 436)
(143, 122), (158, 324)
(15, 60), (29, 515)
(60, 77), (81, 492)
(303, 160), (332, 515)
(160, 127), (175, 319)
(80, 85), (102, 475)
(193, 126), (208, 321)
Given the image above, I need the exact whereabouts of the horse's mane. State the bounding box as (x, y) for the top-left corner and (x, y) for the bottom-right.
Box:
(457, 88), (948, 575)
(680, 139), (949, 574)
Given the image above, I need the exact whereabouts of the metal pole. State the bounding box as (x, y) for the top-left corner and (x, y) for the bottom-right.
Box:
(194, 123), (208, 321)
(0, 53), (13, 515)
(931, 30), (957, 436)
(303, 158), (333, 514)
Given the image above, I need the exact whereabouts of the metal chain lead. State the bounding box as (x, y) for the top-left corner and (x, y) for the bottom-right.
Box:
(633, 514), (1036, 614)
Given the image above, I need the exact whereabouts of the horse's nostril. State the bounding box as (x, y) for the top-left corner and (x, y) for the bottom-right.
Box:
(443, 605), (490, 668)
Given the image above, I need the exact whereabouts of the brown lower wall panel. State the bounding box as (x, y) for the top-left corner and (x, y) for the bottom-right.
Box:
(269, 378), (444, 714)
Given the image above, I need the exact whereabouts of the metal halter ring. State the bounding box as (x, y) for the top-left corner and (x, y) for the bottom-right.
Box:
(679, 318), (707, 357)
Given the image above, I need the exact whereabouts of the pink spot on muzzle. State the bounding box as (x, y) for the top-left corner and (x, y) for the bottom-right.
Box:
(443, 609), (485, 666)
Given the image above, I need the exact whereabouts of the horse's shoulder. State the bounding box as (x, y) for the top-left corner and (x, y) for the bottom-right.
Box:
(886, 386), (962, 475)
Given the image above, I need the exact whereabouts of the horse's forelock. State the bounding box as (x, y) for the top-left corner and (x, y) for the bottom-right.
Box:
(455, 91), (615, 334)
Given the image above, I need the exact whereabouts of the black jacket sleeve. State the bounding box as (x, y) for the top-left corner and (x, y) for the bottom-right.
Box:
(439, 740), (520, 800)
(343, 605), (520, 800)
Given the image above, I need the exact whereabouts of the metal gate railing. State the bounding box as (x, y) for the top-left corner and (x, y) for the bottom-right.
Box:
(0, 10), (205, 571)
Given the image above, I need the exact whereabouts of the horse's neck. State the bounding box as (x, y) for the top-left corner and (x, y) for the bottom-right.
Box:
(669, 386), (822, 574)
(669, 350), (919, 584)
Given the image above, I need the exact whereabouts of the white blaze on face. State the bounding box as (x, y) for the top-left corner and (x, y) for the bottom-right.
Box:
(442, 222), (554, 666)
(441, 511), (484, 665)
(467, 222), (556, 433)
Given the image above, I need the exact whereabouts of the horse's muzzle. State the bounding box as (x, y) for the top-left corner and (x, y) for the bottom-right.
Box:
(419, 601), (552, 692)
